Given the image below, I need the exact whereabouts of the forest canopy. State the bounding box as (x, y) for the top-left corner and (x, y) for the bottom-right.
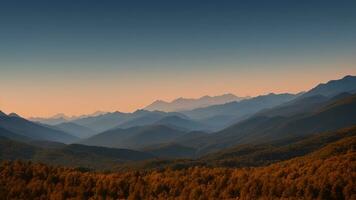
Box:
(0, 137), (354, 200)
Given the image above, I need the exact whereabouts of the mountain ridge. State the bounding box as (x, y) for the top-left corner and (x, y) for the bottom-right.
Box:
(80, 125), (187, 149)
(300, 75), (356, 98)
(144, 93), (247, 112)
(0, 113), (78, 143)
(183, 93), (356, 155)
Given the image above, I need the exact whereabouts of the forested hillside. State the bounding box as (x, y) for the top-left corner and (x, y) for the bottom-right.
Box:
(0, 134), (354, 200)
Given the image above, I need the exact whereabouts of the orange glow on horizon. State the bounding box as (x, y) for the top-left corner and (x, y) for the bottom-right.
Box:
(1, 66), (355, 118)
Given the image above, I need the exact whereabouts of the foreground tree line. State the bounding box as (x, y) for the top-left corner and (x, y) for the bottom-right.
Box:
(0, 149), (354, 200)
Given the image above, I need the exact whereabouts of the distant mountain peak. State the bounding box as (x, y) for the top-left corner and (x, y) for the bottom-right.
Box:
(175, 97), (186, 101)
(51, 113), (68, 119)
(144, 94), (246, 112)
(218, 93), (237, 98)
(153, 100), (167, 104)
(29, 111), (109, 125)
(8, 113), (21, 118)
(113, 111), (124, 115)
(342, 75), (355, 79)
(200, 95), (211, 99)
(91, 111), (108, 115)
(133, 109), (150, 114)
(301, 74), (356, 98)
(0, 111), (7, 117)
(0, 111), (21, 118)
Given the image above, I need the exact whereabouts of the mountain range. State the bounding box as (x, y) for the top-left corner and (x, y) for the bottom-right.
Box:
(0, 74), (355, 169)
(0, 113), (77, 143)
(177, 92), (356, 155)
(71, 110), (193, 133)
(80, 125), (188, 149)
(29, 111), (108, 125)
(52, 122), (97, 138)
(182, 93), (299, 130)
(124, 125), (356, 170)
(30, 93), (300, 134)
(299, 75), (356, 98)
(144, 93), (247, 112)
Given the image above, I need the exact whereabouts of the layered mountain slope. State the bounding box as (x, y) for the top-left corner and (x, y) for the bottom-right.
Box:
(29, 111), (108, 125)
(153, 116), (208, 131)
(138, 131), (208, 159)
(72, 110), (189, 132)
(124, 125), (356, 170)
(182, 93), (297, 123)
(54, 122), (96, 138)
(0, 137), (154, 169)
(81, 125), (187, 149)
(255, 94), (330, 117)
(201, 125), (356, 167)
(300, 75), (356, 98)
(0, 127), (30, 142)
(167, 93), (299, 132)
(0, 114), (78, 143)
(115, 110), (188, 129)
(144, 94), (245, 112)
(182, 93), (356, 155)
(29, 115), (68, 125)
(72, 111), (131, 132)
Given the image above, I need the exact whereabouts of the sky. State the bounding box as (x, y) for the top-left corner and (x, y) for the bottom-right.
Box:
(1, 0), (356, 118)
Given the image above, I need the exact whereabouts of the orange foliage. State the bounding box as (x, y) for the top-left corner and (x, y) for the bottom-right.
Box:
(0, 152), (354, 200)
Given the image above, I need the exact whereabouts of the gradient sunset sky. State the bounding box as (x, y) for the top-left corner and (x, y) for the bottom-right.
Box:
(1, 0), (356, 117)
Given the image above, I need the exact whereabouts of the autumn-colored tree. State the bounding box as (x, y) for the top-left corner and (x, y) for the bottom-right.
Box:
(0, 150), (354, 200)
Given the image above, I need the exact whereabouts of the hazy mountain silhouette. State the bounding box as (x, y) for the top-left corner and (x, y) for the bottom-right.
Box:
(255, 94), (330, 117)
(183, 93), (298, 119)
(253, 75), (356, 118)
(115, 110), (188, 129)
(81, 125), (186, 149)
(53, 122), (97, 139)
(29, 114), (69, 125)
(73, 110), (191, 133)
(173, 131), (208, 143)
(29, 111), (108, 125)
(182, 93), (298, 131)
(153, 116), (208, 131)
(72, 111), (130, 132)
(0, 112), (78, 143)
(39, 109), (208, 134)
(2, 75), (355, 162)
(112, 110), (161, 128)
(185, 93), (356, 155)
(197, 115), (240, 131)
(144, 94), (247, 112)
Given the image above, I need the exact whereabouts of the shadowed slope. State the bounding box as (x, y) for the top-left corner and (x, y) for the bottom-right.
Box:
(0, 114), (78, 143)
(81, 125), (186, 149)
